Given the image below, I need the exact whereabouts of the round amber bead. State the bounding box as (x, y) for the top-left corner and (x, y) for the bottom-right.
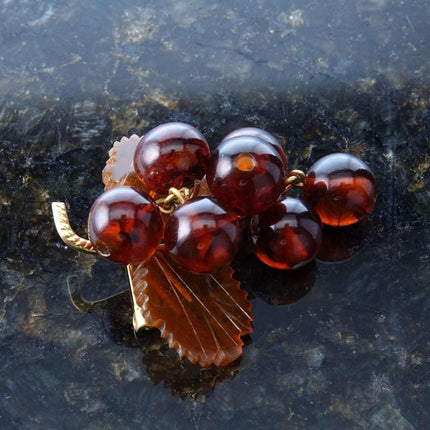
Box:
(164, 196), (242, 274)
(222, 127), (287, 171)
(250, 197), (322, 270)
(206, 135), (285, 216)
(303, 153), (376, 226)
(88, 186), (163, 265)
(134, 122), (210, 194)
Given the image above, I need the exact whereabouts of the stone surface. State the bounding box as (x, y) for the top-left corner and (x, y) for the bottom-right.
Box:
(1, 0), (429, 429)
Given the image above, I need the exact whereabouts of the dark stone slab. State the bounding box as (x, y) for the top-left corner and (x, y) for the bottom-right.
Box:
(1, 0), (429, 429)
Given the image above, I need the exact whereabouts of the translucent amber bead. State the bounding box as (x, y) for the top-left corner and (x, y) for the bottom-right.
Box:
(164, 196), (242, 274)
(134, 122), (210, 194)
(250, 197), (322, 270)
(303, 153), (376, 226)
(88, 186), (163, 265)
(206, 136), (285, 216)
(222, 127), (287, 172)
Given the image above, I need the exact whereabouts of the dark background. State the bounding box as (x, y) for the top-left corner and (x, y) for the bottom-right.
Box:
(1, 1), (429, 429)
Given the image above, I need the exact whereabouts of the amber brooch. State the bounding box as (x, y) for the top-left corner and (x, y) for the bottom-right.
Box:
(52, 123), (376, 368)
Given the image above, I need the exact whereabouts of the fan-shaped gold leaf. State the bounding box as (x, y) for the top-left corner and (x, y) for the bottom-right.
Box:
(51, 202), (96, 254)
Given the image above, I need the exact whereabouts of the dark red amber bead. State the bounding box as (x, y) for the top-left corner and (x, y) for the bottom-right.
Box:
(88, 186), (163, 265)
(222, 127), (287, 172)
(134, 122), (210, 194)
(250, 197), (322, 270)
(206, 136), (286, 216)
(303, 153), (376, 227)
(164, 196), (242, 274)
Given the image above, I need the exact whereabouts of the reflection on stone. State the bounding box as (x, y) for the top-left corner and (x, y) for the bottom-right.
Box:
(138, 329), (242, 400)
(235, 253), (315, 306)
(317, 218), (369, 262)
(68, 271), (246, 398)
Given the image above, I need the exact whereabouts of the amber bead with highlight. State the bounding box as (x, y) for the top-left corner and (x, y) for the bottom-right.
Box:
(134, 122), (210, 194)
(88, 186), (163, 265)
(303, 153), (376, 226)
(250, 197), (322, 270)
(206, 136), (285, 216)
(164, 196), (242, 274)
(222, 127), (287, 171)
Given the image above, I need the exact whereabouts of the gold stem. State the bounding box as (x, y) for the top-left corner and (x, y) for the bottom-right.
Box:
(51, 202), (96, 254)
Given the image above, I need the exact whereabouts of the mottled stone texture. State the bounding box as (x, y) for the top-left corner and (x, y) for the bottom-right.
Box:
(0, 0), (429, 429)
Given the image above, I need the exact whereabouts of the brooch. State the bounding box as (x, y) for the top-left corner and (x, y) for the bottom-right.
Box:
(52, 123), (376, 369)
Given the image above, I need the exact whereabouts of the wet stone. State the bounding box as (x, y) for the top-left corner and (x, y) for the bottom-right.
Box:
(1, 0), (429, 429)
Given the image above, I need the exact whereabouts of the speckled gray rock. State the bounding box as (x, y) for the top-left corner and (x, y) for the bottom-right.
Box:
(1, 0), (429, 429)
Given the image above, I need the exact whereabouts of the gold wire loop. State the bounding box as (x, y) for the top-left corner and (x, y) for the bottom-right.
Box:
(155, 181), (201, 214)
(169, 187), (188, 205)
(284, 169), (306, 192)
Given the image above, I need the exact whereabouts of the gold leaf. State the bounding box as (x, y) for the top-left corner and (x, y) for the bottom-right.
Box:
(51, 202), (96, 254)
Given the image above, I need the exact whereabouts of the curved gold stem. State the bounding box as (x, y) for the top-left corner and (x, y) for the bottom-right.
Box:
(51, 202), (96, 254)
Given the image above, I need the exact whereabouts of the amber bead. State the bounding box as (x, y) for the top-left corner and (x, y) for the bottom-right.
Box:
(134, 122), (210, 194)
(88, 186), (163, 265)
(222, 127), (287, 171)
(164, 196), (242, 274)
(250, 197), (322, 270)
(206, 136), (285, 216)
(303, 153), (376, 226)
